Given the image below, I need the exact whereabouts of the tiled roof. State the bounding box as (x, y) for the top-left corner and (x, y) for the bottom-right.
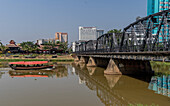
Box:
(6, 44), (19, 48)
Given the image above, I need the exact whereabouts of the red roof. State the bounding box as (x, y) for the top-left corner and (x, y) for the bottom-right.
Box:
(9, 61), (48, 65)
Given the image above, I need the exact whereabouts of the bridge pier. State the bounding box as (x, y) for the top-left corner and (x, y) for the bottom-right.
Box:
(87, 57), (97, 67)
(104, 59), (153, 75)
(74, 61), (79, 67)
(74, 56), (80, 62)
(75, 55), (153, 75)
(104, 59), (122, 75)
(81, 57), (109, 68)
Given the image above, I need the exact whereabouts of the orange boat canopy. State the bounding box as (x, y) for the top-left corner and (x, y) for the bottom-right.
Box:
(9, 61), (48, 65)
(11, 75), (48, 78)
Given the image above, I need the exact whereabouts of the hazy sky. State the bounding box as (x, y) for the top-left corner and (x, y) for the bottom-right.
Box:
(0, 0), (147, 45)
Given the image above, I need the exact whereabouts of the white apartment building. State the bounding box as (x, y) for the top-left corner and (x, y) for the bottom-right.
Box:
(79, 26), (104, 41)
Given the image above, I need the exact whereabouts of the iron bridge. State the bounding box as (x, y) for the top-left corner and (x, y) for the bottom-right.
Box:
(75, 10), (170, 62)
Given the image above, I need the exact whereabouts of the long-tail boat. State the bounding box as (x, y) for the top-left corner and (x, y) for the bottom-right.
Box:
(9, 61), (53, 70)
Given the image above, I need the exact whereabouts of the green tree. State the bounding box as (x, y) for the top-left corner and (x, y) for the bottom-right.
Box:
(58, 42), (68, 53)
(20, 41), (39, 53)
(43, 41), (56, 50)
(107, 29), (122, 34)
(43, 41), (68, 53)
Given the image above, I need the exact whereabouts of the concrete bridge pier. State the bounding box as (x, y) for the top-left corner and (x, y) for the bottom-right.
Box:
(104, 59), (122, 75)
(87, 57), (97, 67)
(74, 56), (80, 62)
(104, 59), (153, 75)
(74, 62), (80, 67)
(86, 57), (109, 68)
(75, 56), (153, 75)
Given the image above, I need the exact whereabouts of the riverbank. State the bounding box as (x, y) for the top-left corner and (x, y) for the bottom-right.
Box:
(0, 54), (74, 62)
(0, 54), (169, 75)
(150, 61), (170, 75)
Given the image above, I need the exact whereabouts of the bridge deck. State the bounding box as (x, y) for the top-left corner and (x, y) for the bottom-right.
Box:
(77, 51), (170, 55)
(76, 51), (170, 62)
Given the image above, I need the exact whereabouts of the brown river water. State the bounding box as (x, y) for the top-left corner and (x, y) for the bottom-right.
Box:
(0, 62), (169, 106)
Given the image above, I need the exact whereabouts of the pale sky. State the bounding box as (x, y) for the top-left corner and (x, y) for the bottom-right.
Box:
(0, 0), (147, 45)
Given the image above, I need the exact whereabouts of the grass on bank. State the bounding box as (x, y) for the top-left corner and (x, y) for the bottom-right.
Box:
(150, 61), (170, 76)
(150, 61), (170, 65)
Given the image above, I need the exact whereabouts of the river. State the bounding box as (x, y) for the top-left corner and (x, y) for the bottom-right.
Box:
(0, 62), (169, 106)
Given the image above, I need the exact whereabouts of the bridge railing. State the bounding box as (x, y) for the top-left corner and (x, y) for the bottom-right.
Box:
(75, 10), (170, 54)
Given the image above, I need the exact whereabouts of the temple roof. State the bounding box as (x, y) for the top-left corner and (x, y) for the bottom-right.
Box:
(6, 44), (19, 48)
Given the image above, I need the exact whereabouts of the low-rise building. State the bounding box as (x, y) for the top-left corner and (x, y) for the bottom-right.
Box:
(37, 38), (55, 45)
(6, 40), (20, 53)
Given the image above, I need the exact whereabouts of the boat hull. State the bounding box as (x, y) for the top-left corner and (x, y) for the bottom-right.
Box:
(10, 65), (53, 70)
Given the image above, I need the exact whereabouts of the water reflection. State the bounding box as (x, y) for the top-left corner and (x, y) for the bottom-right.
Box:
(9, 65), (68, 78)
(73, 64), (129, 105)
(72, 63), (170, 106)
(148, 75), (170, 97)
(0, 61), (170, 105)
(104, 75), (121, 89)
(0, 71), (5, 78)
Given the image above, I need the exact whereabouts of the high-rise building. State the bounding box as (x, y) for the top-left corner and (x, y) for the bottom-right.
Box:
(147, 0), (170, 16)
(147, 0), (170, 42)
(55, 32), (68, 43)
(79, 26), (104, 41)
